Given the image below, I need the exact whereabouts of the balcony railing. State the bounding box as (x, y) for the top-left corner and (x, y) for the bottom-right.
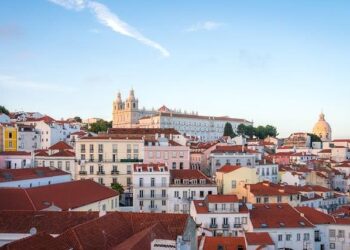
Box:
(234, 224), (242, 228)
(209, 224), (218, 228)
(111, 171), (119, 175)
(120, 159), (143, 163)
(97, 171), (105, 175)
(315, 237), (321, 242)
(149, 205), (158, 210)
(134, 183), (168, 188)
(137, 194), (168, 199)
(222, 224), (230, 228)
(79, 171), (87, 175)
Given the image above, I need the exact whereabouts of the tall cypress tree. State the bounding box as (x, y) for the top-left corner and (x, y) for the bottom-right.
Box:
(223, 122), (236, 138)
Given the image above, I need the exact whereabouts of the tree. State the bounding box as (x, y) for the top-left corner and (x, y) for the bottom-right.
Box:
(255, 126), (266, 139)
(264, 125), (278, 137)
(89, 120), (112, 133)
(245, 125), (255, 139)
(223, 122), (236, 138)
(111, 182), (124, 194)
(0, 105), (10, 115)
(74, 116), (82, 123)
(237, 124), (247, 135)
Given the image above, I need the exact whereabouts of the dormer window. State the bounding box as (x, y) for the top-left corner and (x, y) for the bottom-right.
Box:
(174, 179), (181, 184)
(192, 179), (197, 185)
(137, 167), (142, 172)
(200, 179), (206, 184)
(183, 179), (189, 185)
(148, 167), (153, 172)
(160, 167), (164, 172)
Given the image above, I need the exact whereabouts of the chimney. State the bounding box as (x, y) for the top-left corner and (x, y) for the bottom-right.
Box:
(99, 210), (107, 217)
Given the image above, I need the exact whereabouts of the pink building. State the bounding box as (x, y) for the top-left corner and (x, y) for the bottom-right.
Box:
(0, 151), (32, 169)
(143, 137), (190, 169)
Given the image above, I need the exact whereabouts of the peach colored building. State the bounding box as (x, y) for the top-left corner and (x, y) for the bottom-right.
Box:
(144, 137), (190, 169)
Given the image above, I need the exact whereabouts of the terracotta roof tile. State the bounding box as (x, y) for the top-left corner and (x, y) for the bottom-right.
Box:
(245, 232), (274, 246)
(295, 206), (335, 224)
(48, 141), (73, 150)
(0, 167), (69, 183)
(217, 165), (241, 173)
(202, 236), (246, 250)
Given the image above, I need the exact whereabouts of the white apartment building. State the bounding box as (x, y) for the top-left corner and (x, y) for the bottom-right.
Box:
(255, 164), (279, 183)
(112, 89), (252, 141)
(34, 141), (76, 178)
(133, 163), (169, 213)
(74, 134), (144, 206)
(16, 124), (41, 152)
(209, 145), (261, 176)
(20, 116), (80, 149)
(168, 169), (217, 214)
(190, 195), (251, 237)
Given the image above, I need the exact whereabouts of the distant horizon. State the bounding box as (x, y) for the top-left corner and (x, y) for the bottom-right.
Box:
(1, 1), (350, 139)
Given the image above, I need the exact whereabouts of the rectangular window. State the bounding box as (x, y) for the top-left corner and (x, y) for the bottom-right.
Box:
(127, 144), (131, 153)
(172, 152), (177, 158)
(223, 217), (228, 225)
(162, 200), (166, 206)
(164, 152), (168, 160)
(256, 197), (261, 203)
(65, 161), (70, 171)
(50, 161), (54, 167)
(151, 190), (155, 198)
(330, 243), (335, 249)
(139, 190), (143, 198)
(304, 233), (310, 241)
(174, 191), (179, 198)
(162, 189), (166, 197)
(263, 197), (269, 203)
(81, 144), (85, 153)
(9, 132), (12, 139)
(112, 144), (117, 153)
(278, 234), (283, 241)
(200, 191), (204, 198)
(151, 178), (155, 187)
(149, 151), (153, 158)
(183, 191), (188, 199)
(112, 178), (117, 184)
(57, 161), (62, 169)
(242, 217), (247, 224)
(286, 234), (291, 241)
(297, 233), (301, 241)
(89, 144), (94, 153)
(139, 178), (143, 187)
(338, 230), (345, 238)
(98, 144), (103, 153)
(191, 191), (196, 199)
(139, 200), (143, 207)
(90, 165), (94, 174)
(81, 154), (85, 160)
(156, 151), (161, 158)
(172, 162), (176, 169)
(329, 229), (336, 238)
(127, 165), (131, 174)
(127, 177), (132, 185)
(231, 180), (236, 188)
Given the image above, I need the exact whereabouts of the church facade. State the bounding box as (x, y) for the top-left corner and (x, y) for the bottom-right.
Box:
(112, 89), (253, 141)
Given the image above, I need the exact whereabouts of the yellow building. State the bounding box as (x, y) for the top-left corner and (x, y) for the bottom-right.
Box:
(2, 125), (17, 151)
(215, 165), (258, 195)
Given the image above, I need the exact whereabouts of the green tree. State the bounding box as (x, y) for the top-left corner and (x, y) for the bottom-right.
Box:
(255, 126), (266, 139)
(237, 124), (247, 135)
(111, 182), (124, 194)
(89, 120), (112, 133)
(264, 125), (278, 138)
(245, 125), (255, 139)
(0, 105), (10, 115)
(74, 116), (82, 123)
(223, 122), (236, 138)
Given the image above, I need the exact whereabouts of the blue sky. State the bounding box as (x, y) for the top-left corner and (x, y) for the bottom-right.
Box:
(1, 0), (349, 138)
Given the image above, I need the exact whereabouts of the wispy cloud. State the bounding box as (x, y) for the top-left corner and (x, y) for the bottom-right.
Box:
(48, 0), (170, 57)
(185, 21), (225, 32)
(0, 75), (76, 93)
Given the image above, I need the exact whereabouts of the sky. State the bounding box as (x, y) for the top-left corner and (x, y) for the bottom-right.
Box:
(0, 0), (349, 138)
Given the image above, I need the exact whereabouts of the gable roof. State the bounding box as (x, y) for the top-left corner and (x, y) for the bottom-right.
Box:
(245, 232), (274, 246)
(250, 203), (313, 229)
(217, 165), (241, 173)
(295, 206), (335, 224)
(201, 236), (246, 250)
(170, 169), (214, 184)
(48, 141), (73, 150)
(0, 167), (69, 183)
(0, 180), (118, 211)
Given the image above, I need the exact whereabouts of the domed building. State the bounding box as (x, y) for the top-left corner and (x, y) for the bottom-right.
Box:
(312, 112), (332, 142)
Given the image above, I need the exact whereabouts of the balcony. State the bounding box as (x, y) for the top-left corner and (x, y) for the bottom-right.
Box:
(234, 224), (242, 228)
(137, 194), (168, 199)
(79, 171), (87, 175)
(120, 159), (143, 163)
(314, 237), (321, 242)
(222, 224), (230, 228)
(111, 170), (119, 175)
(149, 205), (158, 211)
(97, 171), (105, 175)
(134, 183), (168, 188)
(209, 224), (218, 229)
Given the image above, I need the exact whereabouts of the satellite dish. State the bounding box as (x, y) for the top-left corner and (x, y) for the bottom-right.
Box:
(29, 227), (37, 235)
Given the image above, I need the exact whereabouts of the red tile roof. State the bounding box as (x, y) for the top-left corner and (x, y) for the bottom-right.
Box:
(318, 149), (331, 153)
(247, 182), (299, 196)
(0, 232), (68, 250)
(245, 232), (274, 246)
(217, 165), (241, 173)
(170, 169), (214, 185)
(0, 151), (31, 156)
(211, 145), (257, 154)
(0, 180), (118, 211)
(201, 236), (246, 250)
(50, 150), (75, 157)
(48, 141), (73, 150)
(207, 194), (239, 203)
(295, 206), (335, 224)
(0, 211), (98, 234)
(56, 212), (190, 249)
(250, 203), (313, 228)
(0, 167), (69, 183)
(34, 151), (49, 157)
(26, 115), (56, 123)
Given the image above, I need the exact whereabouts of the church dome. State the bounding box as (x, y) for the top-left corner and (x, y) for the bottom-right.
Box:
(312, 113), (332, 141)
(116, 91), (122, 103)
